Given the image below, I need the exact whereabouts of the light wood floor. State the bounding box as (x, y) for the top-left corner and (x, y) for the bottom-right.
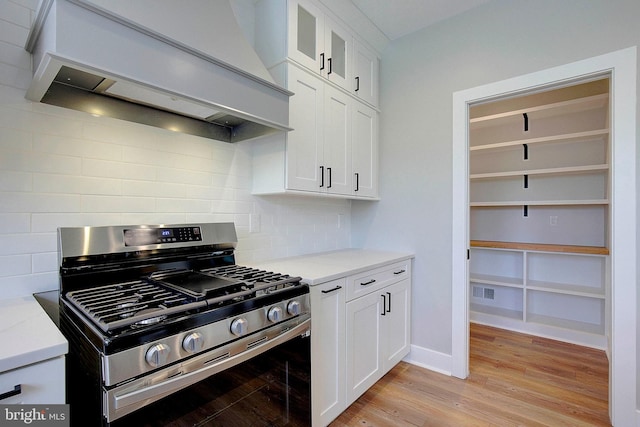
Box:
(330, 323), (610, 426)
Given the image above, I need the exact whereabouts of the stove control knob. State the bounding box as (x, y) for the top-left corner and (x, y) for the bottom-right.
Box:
(230, 318), (248, 336)
(182, 332), (205, 354)
(267, 306), (283, 323)
(287, 300), (302, 316)
(145, 343), (171, 368)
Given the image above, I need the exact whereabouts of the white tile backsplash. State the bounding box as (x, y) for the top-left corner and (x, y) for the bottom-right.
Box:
(0, 254), (31, 276)
(0, 0), (352, 299)
(0, 1), (31, 29)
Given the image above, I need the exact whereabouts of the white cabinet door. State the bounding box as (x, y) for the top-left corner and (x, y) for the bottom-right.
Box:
(322, 16), (351, 91)
(310, 280), (346, 427)
(286, 65), (324, 192)
(323, 84), (352, 196)
(288, 0), (324, 73)
(382, 279), (411, 370)
(352, 102), (378, 198)
(353, 41), (379, 107)
(345, 290), (383, 405)
(288, 0), (352, 91)
(345, 279), (411, 405)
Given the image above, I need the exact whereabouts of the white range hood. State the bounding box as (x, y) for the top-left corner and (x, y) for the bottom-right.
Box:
(25, 0), (292, 142)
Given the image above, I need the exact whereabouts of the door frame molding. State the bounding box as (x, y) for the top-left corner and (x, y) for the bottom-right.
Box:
(451, 47), (637, 425)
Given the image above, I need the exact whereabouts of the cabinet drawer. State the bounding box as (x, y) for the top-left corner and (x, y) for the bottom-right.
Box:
(0, 356), (65, 404)
(346, 260), (411, 301)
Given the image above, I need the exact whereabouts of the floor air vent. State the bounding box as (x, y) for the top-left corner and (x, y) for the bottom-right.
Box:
(472, 286), (495, 300)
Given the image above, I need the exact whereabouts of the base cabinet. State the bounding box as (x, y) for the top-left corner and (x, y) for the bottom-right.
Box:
(345, 279), (410, 405)
(309, 259), (412, 426)
(310, 279), (346, 427)
(0, 356), (65, 404)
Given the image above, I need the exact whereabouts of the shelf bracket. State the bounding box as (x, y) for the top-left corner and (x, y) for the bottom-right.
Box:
(523, 205), (529, 217)
(524, 174), (529, 189)
(523, 113), (529, 131)
(523, 143), (529, 160)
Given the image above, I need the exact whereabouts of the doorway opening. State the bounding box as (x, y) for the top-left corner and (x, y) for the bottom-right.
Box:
(451, 47), (636, 425)
(468, 76), (610, 346)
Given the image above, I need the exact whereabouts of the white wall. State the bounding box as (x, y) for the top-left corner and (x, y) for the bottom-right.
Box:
(352, 0), (640, 367)
(0, 0), (352, 300)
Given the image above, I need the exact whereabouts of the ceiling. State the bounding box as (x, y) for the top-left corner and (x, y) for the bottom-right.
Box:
(351, 0), (491, 40)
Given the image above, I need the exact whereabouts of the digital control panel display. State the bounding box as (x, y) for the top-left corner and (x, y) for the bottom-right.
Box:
(123, 226), (202, 246)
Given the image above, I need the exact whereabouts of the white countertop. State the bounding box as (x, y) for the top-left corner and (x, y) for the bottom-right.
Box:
(248, 249), (414, 285)
(0, 296), (68, 373)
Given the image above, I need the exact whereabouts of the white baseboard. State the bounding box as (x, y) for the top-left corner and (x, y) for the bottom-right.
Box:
(403, 344), (452, 376)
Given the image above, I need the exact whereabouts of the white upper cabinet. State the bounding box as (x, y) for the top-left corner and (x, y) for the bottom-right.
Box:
(288, 0), (323, 72)
(287, 0), (351, 90)
(255, 0), (378, 106)
(353, 41), (379, 107)
(252, 64), (376, 198)
(323, 83), (353, 196)
(252, 0), (379, 200)
(352, 102), (378, 198)
(285, 65), (325, 193)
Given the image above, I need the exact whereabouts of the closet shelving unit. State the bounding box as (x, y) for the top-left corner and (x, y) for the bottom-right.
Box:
(468, 81), (610, 348)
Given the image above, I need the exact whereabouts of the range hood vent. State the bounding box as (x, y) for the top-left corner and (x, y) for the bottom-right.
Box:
(25, 0), (292, 143)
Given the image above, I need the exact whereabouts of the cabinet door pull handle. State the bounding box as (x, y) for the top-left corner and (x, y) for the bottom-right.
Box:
(327, 57), (332, 75)
(327, 167), (332, 188)
(321, 285), (342, 294)
(319, 166), (324, 188)
(386, 291), (392, 313)
(355, 76), (360, 92)
(320, 53), (325, 71)
(381, 294), (386, 316)
(0, 385), (21, 401)
(360, 279), (376, 286)
(355, 172), (359, 192)
(393, 270), (405, 275)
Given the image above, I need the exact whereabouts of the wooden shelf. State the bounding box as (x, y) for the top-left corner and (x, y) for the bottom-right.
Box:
(470, 240), (609, 255)
(470, 164), (608, 180)
(470, 199), (608, 207)
(470, 93), (609, 129)
(469, 128), (609, 152)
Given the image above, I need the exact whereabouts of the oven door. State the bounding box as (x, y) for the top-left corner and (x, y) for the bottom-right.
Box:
(106, 319), (310, 427)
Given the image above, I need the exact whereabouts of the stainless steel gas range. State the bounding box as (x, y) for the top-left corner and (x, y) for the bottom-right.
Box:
(57, 223), (311, 426)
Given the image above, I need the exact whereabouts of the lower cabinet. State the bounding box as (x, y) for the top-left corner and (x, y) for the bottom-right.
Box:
(310, 259), (411, 426)
(0, 356), (65, 404)
(345, 278), (410, 405)
(310, 279), (346, 427)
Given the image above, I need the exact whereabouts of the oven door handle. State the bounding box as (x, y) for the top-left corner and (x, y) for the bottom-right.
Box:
(107, 318), (310, 422)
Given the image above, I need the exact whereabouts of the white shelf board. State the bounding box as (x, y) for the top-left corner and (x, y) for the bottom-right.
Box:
(470, 274), (523, 288)
(526, 313), (604, 335)
(470, 93), (609, 129)
(470, 199), (609, 207)
(470, 304), (523, 321)
(470, 164), (608, 180)
(526, 280), (605, 298)
(469, 128), (609, 152)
